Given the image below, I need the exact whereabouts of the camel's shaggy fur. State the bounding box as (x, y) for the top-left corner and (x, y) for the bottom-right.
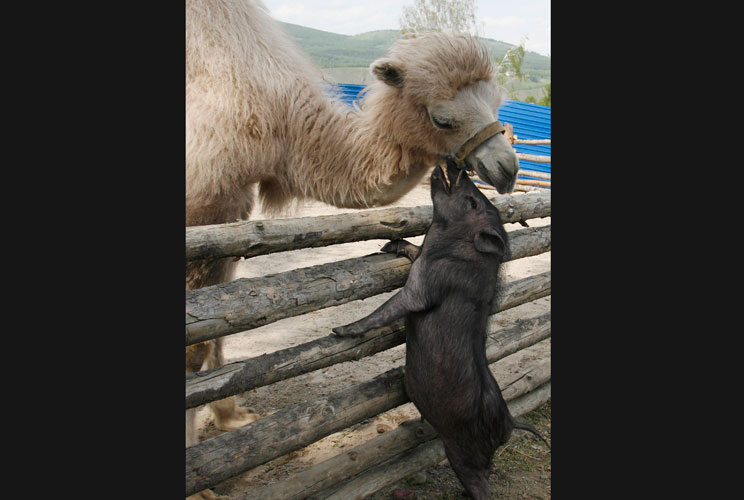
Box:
(185, 0), (516, 456)
(187, 0), (502, 223)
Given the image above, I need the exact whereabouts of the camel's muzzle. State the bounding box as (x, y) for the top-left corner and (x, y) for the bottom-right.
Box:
(451, 121), (506, 168)
(440, 120), (517, 194)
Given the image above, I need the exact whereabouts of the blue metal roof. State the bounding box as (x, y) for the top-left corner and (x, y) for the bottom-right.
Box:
(328, 83), (551, 186)
(328, 83), (366, 105)
(497, 100), (551, 183)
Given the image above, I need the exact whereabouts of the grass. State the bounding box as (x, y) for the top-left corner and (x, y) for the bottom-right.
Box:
(370, 399), (552, 499)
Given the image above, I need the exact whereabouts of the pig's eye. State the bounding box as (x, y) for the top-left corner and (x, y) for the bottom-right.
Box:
(466, 196), (477, 210)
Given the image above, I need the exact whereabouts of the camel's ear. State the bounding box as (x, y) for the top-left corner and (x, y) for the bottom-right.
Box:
(371, 58), (404, 87)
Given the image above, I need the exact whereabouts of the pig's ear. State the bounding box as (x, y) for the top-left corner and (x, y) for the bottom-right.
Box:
(474, 228), (506, 256)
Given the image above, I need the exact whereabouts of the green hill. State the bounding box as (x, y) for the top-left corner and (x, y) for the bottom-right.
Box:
(277, 22), (549, 100)
(279, 23), (395, 69)
(279, 22), (550, 73)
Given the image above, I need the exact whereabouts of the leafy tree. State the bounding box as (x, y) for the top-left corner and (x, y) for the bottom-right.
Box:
(495, 37), (528, 100)
(399, 0), (478, 36)
(538, 83), (551, 106)
(397, 2), (546, 105)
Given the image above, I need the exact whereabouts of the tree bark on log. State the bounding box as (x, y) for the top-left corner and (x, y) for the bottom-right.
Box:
(308, 382), (551, 500)
(516, 152), (551, 163)
(317, 438), (446, 500)
(236, 365), (550, 500)
(186, 191), (550, 261)
(514, 184), (550, 192)
(186, 366), (408, 497)
(186, 225), (551, 346)
(517, 178), (551, 187)
(504, 380), (551, 421)
(239, 418), (439, 500)
(242, 361), (550, 500)
(518, 169), (551, 180)
(186, 286), (551, 408)
(185, 328), (551, 496)
(513, 138), (551, 145)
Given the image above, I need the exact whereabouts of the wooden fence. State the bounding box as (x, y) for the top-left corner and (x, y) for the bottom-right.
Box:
(503, 122), (551, 192)
(185, 189), (551, 499)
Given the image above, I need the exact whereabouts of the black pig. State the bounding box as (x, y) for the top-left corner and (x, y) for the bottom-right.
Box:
(333, 162), (548, 499)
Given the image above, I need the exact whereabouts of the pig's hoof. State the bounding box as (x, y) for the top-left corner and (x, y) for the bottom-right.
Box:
(381, 239), (406, 254)
(382, 239), (419, 262)
(332, 325), (359, 337)
(334, 323), (369, 337)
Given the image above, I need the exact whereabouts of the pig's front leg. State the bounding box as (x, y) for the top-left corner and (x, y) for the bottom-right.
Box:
(332, 287), (426, 337)
(381, 238), (421, 262)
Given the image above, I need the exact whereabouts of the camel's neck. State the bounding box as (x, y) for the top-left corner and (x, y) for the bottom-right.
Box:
(281, 83), (436, 209)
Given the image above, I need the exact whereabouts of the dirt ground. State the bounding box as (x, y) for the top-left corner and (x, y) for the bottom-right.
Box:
(367, 401), (551, 500)
(192, 176), (551, 499)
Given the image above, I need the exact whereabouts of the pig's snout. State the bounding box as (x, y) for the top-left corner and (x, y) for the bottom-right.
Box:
(431, 165), (452, 195)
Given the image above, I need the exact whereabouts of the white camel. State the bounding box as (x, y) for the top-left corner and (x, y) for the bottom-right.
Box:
(185, 0), (518, 459)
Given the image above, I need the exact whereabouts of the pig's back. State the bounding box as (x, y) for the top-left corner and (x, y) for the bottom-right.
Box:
(403, 294), (492, 423)
(404, 295), (514, 453)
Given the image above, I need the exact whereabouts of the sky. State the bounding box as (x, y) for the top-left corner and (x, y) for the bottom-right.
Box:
(261, 0), (550, 57)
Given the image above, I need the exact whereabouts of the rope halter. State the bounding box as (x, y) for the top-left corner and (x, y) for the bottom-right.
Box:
(442, 120), (506, 171)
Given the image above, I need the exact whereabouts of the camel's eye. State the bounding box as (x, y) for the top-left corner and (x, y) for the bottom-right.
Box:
(431, 115), (456, 130)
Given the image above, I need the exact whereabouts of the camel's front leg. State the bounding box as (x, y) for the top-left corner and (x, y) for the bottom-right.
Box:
(205, 338), (260, 432)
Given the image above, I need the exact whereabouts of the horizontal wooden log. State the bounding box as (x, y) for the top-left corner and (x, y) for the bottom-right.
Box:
(484, 312), (551, 370)
(505, 380), (552, 420)
(513, 138), (551, 145)
(306, 361), (550, 500)
(498, 353), (551, 402)
(518, 169), (551, 180)
(472, 173), (552, 189)
(311, 382), (551, 500)
(318, 437), (445, 500)
(186, 252), (410, 347)
(517, 178), (551, 187)
(186, 191), (551, 261)
(514, 184), (550, 192)
(241, 418), (439, 500)
(186, 323), (551, 495)
(516, 152), (551, 163)
(186, 225), (551, 346)
(186, 366), (408, 497)
(186, 280), (551, 408)
(236, 349), (550, 500)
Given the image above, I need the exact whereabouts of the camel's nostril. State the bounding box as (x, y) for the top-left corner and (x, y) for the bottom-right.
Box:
(498, 156), (519, 178)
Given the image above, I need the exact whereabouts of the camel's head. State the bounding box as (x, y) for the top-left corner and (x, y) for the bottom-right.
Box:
(369, 32), (519, 194)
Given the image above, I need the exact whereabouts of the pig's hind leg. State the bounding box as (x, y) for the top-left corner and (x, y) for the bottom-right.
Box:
(381, 238), (421, 262)
(440, 436), (492, 500)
